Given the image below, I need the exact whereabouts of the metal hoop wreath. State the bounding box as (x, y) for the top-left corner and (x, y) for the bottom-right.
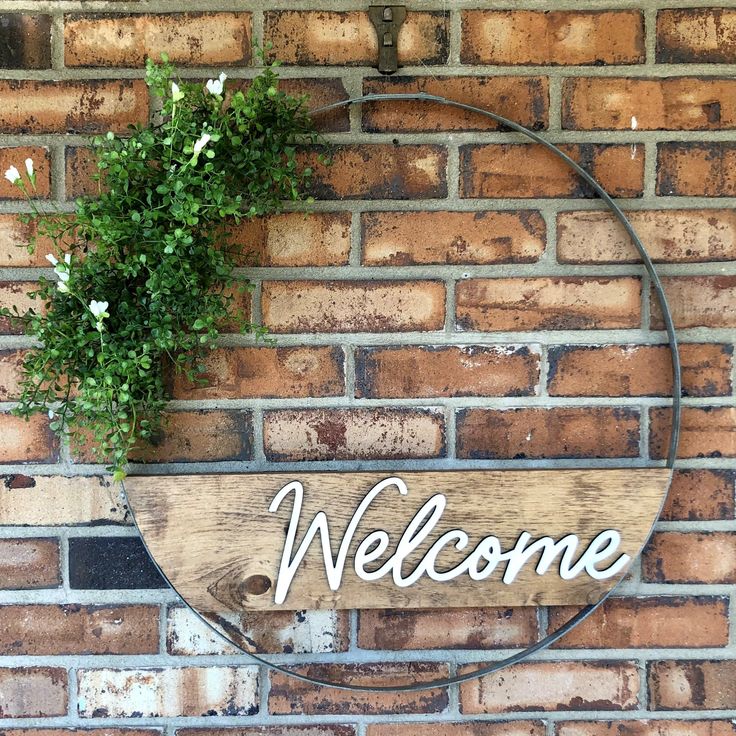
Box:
(122, 92), (682, 693)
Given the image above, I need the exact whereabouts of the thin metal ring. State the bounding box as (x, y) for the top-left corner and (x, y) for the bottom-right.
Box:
(122, 92), (682, 693)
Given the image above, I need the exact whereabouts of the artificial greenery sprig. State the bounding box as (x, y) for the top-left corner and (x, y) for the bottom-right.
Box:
(1, 55), (323, 480)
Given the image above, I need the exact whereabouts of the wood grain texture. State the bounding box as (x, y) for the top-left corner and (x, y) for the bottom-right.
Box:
(125, 469), (670, 611)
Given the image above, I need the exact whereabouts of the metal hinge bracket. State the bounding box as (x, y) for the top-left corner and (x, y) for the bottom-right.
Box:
(368, 5), (407, 75)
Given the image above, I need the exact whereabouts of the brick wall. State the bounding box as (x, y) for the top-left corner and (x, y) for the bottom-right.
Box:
(0, 0), (735, 729)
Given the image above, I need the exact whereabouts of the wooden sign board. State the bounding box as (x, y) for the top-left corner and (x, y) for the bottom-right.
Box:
(125, 468), (670, 612)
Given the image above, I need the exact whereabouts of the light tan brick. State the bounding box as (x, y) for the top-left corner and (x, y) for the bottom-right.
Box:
(167, 606), (348, 655)
(456, 277), (641, 331)
(362, 76), (548, 132)
(264, 408), (445, 461)
(0, 668), (67, 717)
(549, 597), (729, 649)
(362, 211), (545, 266)
(64, 13), (252, 67)
(564, 78), (736, 131)
(461, 144), (644, 199)
(77, 667), (259, 717)
(557, 210), (736, 263)
(262, 280), (445, 333)
(460, 661), (639, 713)
(0, 80), (148, 133)
(462, 10), (644, 65)
(0, 474), (128, 525)
(657, 9), (736, 64)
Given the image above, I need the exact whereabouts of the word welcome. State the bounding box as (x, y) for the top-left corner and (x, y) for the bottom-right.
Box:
(268, 477), (630, 605)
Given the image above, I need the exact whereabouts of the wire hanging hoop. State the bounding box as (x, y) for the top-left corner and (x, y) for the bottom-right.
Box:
(122, 92), (682, 693)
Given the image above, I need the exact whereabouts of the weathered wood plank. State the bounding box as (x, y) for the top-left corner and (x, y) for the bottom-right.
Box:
(125, 469), (670, 611)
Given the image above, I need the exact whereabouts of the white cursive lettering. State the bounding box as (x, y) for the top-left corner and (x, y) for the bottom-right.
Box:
(269, 477), (630, 605)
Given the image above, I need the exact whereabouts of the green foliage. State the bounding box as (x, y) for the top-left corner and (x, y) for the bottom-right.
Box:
(1, 55), (323, 480)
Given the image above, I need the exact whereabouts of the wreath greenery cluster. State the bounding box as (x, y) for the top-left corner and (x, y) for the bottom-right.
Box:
(1, 54), (324, 480)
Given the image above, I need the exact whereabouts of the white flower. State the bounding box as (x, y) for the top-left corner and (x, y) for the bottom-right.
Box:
(171, 81), (185, 103)
(24, 158), (33, 177)
(4, 166), (20, 184)
(192, 133), (211, 154)
(48, 409), (54, 419)
(205, 72), (227, 96)
(89, 300), (109, 319)
(48, 253), (72, 291)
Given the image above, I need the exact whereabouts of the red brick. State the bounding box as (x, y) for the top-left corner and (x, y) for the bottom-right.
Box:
(0, 412), (58, 463)
(0, 214), (58, 266)
(264, 408), (445, 462)
(461, 10), (644, 65)
(362, 76), (548, 132)
(0, 15), (51, 69)
(657, 143), (736, 197)
(0, 668), (67, 717)
(649, 660), (736, 710)
(0, 348), (26, 400)
(652, 276), (736, 329)
(171, 346), (344, 400)
(650, 406), (736, 459)
(65, 147), (100, 199)
(460, 661), (639, 713)
(77, 667), (258, 717)
(0, 80), (148, 133)
(456, 277), (641, 331)
(229, 212), (351, 267)
(358, 608), (539, 650)
(72, 410), (252, 464)
(557, 721), (736, 736)
(0, 538), (59, 590)
(557, 210), (736, 264)
(461, 144), (644, 199)
(643, 532), (736, 584)
(356, 345), (540, 398)
(264, 11), (448, 66)
(268, 663), (449, 715)
(279, 79), (350, 133)
(167, 606), (349, 655)
(547, 344), (732, 398)
(564, 78), (736, 131)
(549, 597), (729, 649)
(0, 281), (41, 335)
(262, 280), (445, 333)
(0, 604), (159, 655)
(180, 729), (355, 736)
(661, 470), (735, 521)
(370, 726), (545, 736)
(0, 147), (50, 199)
(64, 13), (252, 67)
(361, 211), (546, 266)
(306, 145), (447, 200)
(458, 407), (640, 460)
(658, 9), (736, 64)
